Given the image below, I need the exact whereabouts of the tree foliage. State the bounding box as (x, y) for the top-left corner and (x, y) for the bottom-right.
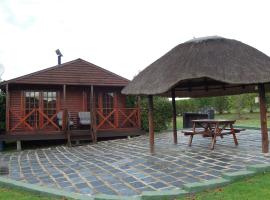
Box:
(140, 96), (172, 131)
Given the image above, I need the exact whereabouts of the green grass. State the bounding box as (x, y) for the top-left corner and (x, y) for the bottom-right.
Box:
(178, 172), (270, 200)
(0, 186), (64, 200)
(171, 112), (269, 129)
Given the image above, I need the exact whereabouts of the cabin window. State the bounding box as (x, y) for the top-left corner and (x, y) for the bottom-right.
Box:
(43, 92), (57, 119)
(102, 92), (114, 123)
(24, 91), (57, 129)
(25, 91), (40, 128)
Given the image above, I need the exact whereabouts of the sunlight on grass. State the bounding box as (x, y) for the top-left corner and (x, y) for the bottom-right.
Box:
(170, 112), (269, 129)
(0, 187), (63, 200)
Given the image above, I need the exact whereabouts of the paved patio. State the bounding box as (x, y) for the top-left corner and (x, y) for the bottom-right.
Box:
(0, 130), (269, 196)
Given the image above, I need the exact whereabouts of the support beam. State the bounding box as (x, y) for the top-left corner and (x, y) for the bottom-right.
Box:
(63, 85), (71, 147)
(5, 84), (9, 132)
(258, 83), (269, 153)
(171, 89), (178, 144)
(148, 95), (154, 153)
(16, 140), (21, 151)
(90, 85), (97, 143)
(137, 96), (142, 129)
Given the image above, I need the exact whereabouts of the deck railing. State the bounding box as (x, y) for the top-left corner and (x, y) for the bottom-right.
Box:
(96, 107), (140, 130)
(8, 107), (140, 132)
(9, 109), (60, 132)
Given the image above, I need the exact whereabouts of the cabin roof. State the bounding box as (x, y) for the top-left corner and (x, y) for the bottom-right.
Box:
(2, 58), (129, 87)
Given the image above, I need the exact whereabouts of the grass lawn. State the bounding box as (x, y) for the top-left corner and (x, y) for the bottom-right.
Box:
(179, 172), (270, 200)
(172, 112), (270, 129)
(0, 187), (64, 200)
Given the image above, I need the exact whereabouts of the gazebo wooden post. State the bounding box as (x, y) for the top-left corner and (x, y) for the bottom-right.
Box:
(171, 88), (178, 144)
(148, 95), (154, 153)
(90, 85), (97, 143)
(258, 83), (269, 153)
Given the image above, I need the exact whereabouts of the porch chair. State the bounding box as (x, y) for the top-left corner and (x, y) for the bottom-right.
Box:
(57, 111), (74, 128)
(78, 112), (91, 127)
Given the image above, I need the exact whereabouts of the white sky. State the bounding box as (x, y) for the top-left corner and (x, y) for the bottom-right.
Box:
(1, 0), (270, 81)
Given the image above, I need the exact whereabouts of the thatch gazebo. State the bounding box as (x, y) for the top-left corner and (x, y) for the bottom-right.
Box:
(122, 36), (270, 153)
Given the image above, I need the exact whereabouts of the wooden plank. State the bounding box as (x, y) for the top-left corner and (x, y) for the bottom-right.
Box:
(62, 85), (67, 131)
(38, 110), (60, 130)
(148, 95), (154, 153)
(0, 128), (145, 142)
(39, 92), (44, 129)
(137, 96), (142, 129)
(171, 88), (177, 144)
(114, 92), (119, 128)
(6, 84), (9, 132)
(63, 84), (71, 146)
(20, 91), (24, 129)
(90, 85), (97, 143)
(119, 109), (137, 127)
(258, 83), (269, 153)
(96, 109), (116, 129)
(10, 109), (35, 131)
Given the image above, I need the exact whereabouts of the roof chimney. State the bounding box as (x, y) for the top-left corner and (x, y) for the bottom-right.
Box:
(55, 49), (63, 65)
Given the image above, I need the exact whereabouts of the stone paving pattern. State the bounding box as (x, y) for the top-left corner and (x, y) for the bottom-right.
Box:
(0, 130), (270, 196)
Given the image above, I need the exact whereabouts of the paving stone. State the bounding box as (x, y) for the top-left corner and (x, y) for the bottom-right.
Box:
(149, 181), (168, 189)
(129, 181), (146, 188)
(90, 180), (106, 187)
(141, 176), (157, 184)
(0, 130), (269, 197)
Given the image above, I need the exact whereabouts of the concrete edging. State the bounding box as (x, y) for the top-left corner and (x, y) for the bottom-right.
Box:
(1, 163), (270, 200)
(222, 170), (256, 181)
(183, 178), (230, 193)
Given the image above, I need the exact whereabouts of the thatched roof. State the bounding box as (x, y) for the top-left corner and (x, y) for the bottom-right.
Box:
(122, 36), (270, 97)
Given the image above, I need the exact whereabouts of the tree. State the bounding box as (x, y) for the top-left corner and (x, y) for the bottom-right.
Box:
(194, 97), (213, 111)
(244, 93), (257, 113)
(231, 94), (246, 118)
(176, 99), (198, 116)
(212, 96), (231, 114)
(140, 96), (172, 131)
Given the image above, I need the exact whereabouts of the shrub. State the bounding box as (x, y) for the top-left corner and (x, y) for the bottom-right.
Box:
(140, 96), (172, 131)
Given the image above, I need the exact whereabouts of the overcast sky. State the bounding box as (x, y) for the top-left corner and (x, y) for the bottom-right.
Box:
(1, 0), (270, 81)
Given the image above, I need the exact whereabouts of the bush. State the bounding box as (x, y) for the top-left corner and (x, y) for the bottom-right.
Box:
(140, 96), (172, 131)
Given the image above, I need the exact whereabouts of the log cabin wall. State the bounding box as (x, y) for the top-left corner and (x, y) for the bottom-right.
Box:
(7, 84), (130, 132)
(9, 89), (22, 131)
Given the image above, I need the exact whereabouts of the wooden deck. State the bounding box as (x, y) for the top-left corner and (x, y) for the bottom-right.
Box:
(0, 128), (145, 142)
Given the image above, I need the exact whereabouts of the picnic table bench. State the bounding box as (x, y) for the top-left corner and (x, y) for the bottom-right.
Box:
(182, 119), (245, 150)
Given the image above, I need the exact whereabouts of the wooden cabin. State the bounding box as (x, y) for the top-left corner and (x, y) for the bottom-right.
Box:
(0, 58), (142, 149)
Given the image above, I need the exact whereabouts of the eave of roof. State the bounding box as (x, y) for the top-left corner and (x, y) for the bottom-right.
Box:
(1, 58), (129, 86)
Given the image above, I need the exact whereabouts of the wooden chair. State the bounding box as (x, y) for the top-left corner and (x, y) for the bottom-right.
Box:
(78, 112), (91, 127)
(57, 111), (74, 128)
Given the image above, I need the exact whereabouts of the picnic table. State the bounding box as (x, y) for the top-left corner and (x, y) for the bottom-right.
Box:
(182, 119), (244, 150)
